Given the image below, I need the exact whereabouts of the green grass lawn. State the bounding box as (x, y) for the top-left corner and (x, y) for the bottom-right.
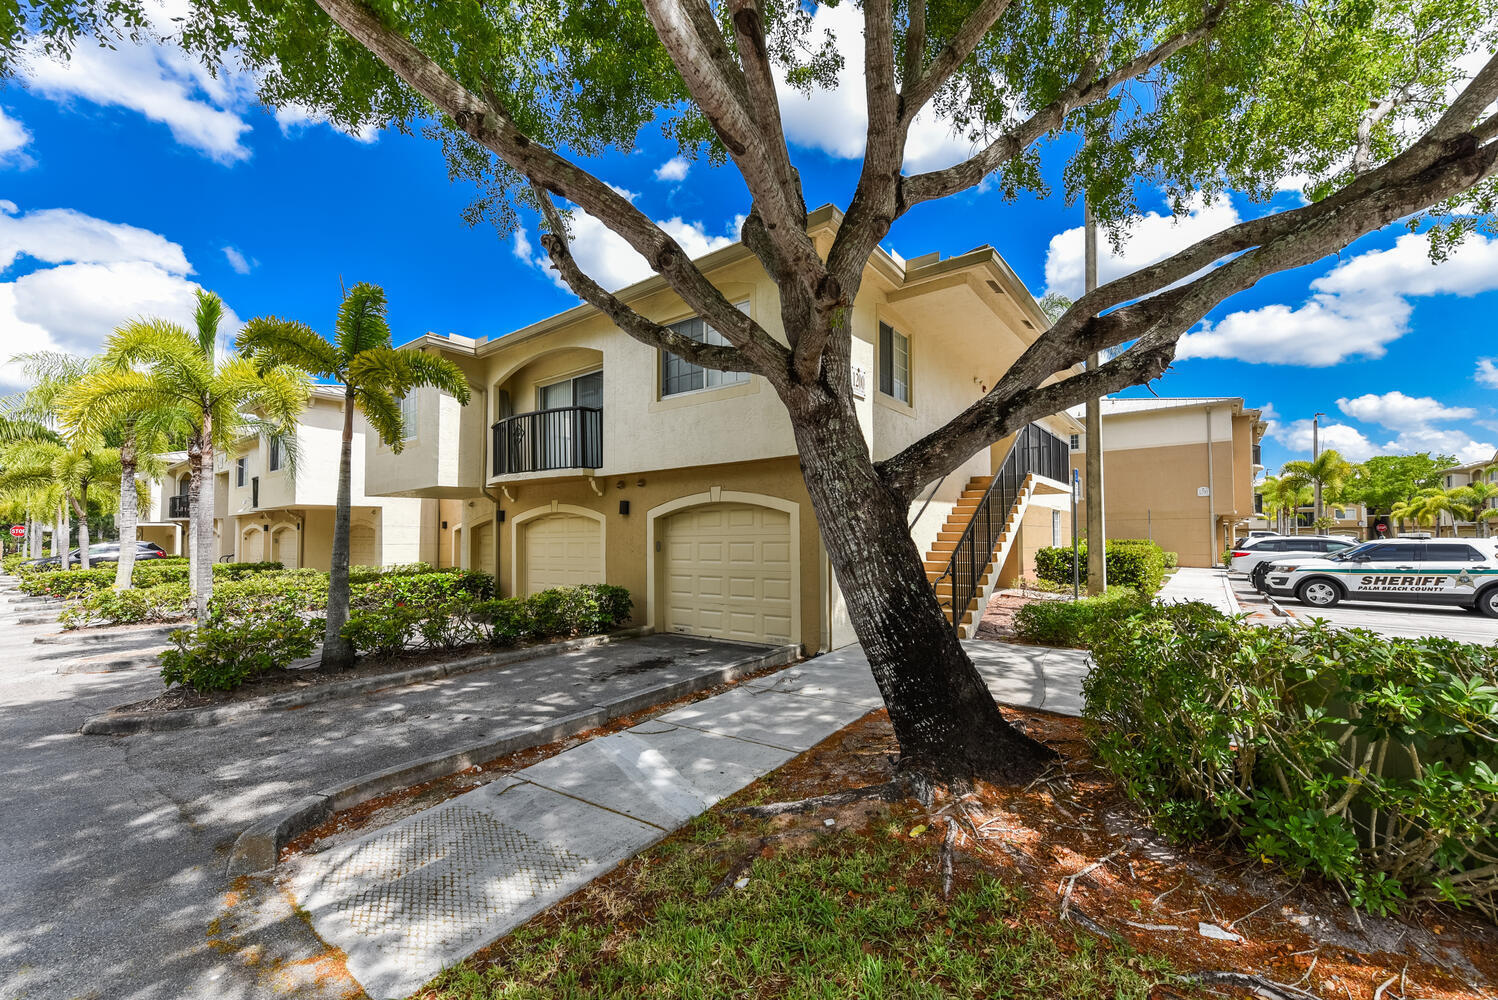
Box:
(420, 811), (1176, 1000)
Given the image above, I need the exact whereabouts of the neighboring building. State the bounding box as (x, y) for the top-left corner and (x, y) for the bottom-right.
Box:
(136, 450), (187, 555)
(1067, 397), (1266, 567)
(154, 387), (456, 569)
(368, 205), (1079, 649)
(1437, 453), (1498, 536)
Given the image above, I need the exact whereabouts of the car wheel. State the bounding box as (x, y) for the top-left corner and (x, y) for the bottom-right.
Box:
(1297, 579), (1342, 609)
(1477, 586), (1498, 618)
(1251, 565), (1269, 592)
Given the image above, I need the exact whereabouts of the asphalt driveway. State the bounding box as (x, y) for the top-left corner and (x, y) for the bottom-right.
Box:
(0, 617), (772, 1000)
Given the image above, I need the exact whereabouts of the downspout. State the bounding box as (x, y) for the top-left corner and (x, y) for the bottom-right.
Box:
(1206, 409), (1216, 565)
(481, 485), (505, 592)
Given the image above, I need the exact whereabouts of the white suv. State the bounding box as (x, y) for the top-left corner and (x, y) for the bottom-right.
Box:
(1229, 535), (1358, 591)
(1261, 538), (1498, 615)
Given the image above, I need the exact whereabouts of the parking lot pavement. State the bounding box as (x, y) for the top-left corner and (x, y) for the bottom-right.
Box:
(1227, 572), (1498, 643)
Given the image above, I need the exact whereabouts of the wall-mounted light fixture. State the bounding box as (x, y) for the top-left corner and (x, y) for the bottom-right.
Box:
(619, 500), (630, 516)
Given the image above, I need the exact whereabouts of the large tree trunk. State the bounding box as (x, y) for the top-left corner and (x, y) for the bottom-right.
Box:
(319, 388), (358, 671)
(115, 437), (138, 590)
(28, 518), (41, 562)
(785, 386), (1053, 783)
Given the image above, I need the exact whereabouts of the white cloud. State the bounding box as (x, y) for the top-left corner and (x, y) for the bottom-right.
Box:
(1270, 419), (1378, 462)
(1179, 231), (1498, 366)
(272, 102), (379, 143)
(19, 39), (255, 162)
(1335, 391), (1475, 431)
(1476, 358), (1498, 388)
(655, 156), (691, 183)
(221, 245), (253, 274)
(774, 2), (976, 173)
(1042, 194), (1241, 300)
(519, 205), (737, 293)
(0, 202), (240, 393)
(0, 108), (32, 167)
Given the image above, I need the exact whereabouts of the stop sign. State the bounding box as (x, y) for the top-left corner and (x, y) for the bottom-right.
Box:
(9, 525), (23, 538)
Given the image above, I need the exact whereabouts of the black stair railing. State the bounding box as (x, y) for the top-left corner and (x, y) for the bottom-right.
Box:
(492, 406), (604, 476)
(931, 423), (1068, 632)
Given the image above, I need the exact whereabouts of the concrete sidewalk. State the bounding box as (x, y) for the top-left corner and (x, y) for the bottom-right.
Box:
(1157, 565), (1241, 614)
(287, 639), (1090, 998)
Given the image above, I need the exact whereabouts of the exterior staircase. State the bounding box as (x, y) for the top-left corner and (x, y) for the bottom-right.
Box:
(924, 472), (1040, 638)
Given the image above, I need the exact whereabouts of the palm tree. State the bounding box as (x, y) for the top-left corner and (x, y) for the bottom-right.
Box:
(1391, 489), (1452, 537)
(1262, 476), (1312, 533)
(62, 366), (189, 589)
(1451, 470), (1498, 537)
(238, 283), (472, 671)
(77, 291), (309, 615)
(1281, 449), (1360, 533)
(0, 413), (59, 559)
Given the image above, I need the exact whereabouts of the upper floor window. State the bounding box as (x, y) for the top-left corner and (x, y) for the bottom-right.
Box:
(268, 438), (282, 472)
(539, 370), (603, 410)
(399, 392), (418, 441)
(878, 322), (910, 404)
(1446, 475), (1454, 487)
(1069, 433), (1080, 451)
(661, 305), (751, 397)
(235, 457), (247, 487)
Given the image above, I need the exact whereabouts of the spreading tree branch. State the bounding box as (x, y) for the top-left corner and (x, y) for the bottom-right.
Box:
(312, 0), (784, 369)
(878, 76), (1498, 498)
(899, 0), (1013, 119)
(531, 185), (781, 376)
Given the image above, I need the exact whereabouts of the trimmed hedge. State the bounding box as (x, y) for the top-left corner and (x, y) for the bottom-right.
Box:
(1034, 539), (1167, 595)
(20, 560), (282, 599)
(1011, 588), (1147, 647)
(58, 583), (193, 629)
(159, 600), (324, 692)
(1084, 602), (1498, 920)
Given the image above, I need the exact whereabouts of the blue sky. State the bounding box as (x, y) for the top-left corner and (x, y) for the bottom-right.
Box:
(2, 11), (1495, 479)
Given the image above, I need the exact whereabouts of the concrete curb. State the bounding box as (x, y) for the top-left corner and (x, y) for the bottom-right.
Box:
(34, 622), (181, 646)
(225, 641), (800, 875)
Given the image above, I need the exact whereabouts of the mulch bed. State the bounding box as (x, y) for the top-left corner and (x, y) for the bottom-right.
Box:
(972, 587), (1071, 642)
(442, 707), (1498, 1000)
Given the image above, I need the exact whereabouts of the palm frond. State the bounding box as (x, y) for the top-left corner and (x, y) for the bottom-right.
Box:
(359, 385), (405, 451)
(335, 283), (391, 358)
(237, 317), (341, 378)
(194, 289), (226, 359)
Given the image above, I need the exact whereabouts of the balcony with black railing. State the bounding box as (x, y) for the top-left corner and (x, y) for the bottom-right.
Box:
(492, 406), (604, 477)
(168, 494), (190, 519)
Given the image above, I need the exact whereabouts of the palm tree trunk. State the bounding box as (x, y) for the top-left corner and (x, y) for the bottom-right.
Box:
(189, 417), (217, 617)
(54, 504), (68, 568)
(320, 389), (358, 671)
(115, 437), (138, 590)
(72, 493), (90, 570)
(28, 517), (40, 561)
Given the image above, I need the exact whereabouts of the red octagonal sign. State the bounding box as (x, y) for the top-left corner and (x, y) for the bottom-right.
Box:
(9, 525), (24, 538)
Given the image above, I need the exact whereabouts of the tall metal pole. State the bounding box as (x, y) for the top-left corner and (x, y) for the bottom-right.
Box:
(1084, 200), (1106, 595)
(1312, 411), (1325, 534)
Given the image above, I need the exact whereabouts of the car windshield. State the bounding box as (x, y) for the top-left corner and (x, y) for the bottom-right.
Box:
(1329, 542), (1379, 562)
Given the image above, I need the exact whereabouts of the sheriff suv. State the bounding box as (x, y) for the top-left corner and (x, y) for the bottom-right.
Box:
(1262, 538), (1498, 615)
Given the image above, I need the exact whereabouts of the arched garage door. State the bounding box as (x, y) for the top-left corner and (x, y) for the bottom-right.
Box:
(272, 527), (298, 569)
(240, 526), (263, 563)
(663, 503), (792, 644)
(523, 513), (603, 595)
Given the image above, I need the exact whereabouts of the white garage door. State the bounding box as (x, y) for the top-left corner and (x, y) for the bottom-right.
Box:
(523, 513), (603, 595)
(240, 527), (262, 563)
(663, 504), (793, 644)
(272, 528), (298, 569)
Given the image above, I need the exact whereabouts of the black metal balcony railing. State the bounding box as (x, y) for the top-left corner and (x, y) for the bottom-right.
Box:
(931, 423), (1069, 633)
(168, 495), (190, 519)
(492, 406), (604, 477)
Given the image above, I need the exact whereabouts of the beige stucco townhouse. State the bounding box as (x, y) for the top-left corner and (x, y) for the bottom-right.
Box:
(367, 205), (1079, 652)
(153, 386), (455, 569)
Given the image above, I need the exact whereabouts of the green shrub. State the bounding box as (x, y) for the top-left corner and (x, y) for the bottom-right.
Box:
(159, 599), (324, 692)
(1034, 539), (1167, 596)
(58, 582), (192, 629)
(19, 567), (116, 598)
(2, 553), (26, 575)
(1162, 551), (1179, 570)
(1012, 588), (1147, 647)
(485, 597), (533, 646)
(211, 570), (329, 615)
(1083, 603), (1498, 919)
(350, 570), (493, 610)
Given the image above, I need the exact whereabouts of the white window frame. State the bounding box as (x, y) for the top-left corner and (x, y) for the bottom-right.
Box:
(877, 322), (911, 405)
(537, 369), (603, 410)
(268, 438), (282, 472)
(659, 303), (752, 399)
(1069, 433), (1080, 451)
(235, 457), (247, 487)
(399, 391), (419, 441)
(1051, 509), (1062, 547)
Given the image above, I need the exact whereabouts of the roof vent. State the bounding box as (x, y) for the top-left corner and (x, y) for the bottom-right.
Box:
(1021, 319), (1035, 329)
(985, 279), (1005, 295)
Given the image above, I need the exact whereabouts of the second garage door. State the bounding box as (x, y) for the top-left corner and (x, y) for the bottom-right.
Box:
(523, 513), (603, 595)
(663, 503), (792, 644)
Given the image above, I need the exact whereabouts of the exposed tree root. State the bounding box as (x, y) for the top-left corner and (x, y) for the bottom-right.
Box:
(731, 780), (908, 819)
(1180, 970), (1321, 1000)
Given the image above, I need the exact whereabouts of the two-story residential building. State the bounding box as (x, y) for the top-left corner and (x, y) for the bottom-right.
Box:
(367, 205), (1079, 652)
(1067, 397), (1266, 567)
(155, 387), (456, 569)
(1437, 453), (1498, 536)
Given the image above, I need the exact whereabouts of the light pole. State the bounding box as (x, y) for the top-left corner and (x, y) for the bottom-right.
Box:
(1312, 411), (1326, 534)
(1084, 200), (1106, 595)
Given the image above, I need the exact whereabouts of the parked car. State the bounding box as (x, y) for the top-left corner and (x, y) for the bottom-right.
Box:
(1229, 535), (1358, 591)
(21, 541), (169, 569)
(1261, 538), (1498, 615)
(1231, 530), (1279, 548)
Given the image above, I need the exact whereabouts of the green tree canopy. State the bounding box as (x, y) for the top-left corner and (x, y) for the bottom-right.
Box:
(1342, 452), (1457, 512)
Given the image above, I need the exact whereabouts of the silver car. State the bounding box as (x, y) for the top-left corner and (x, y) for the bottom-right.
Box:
(1229, 535), (1358, 591)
